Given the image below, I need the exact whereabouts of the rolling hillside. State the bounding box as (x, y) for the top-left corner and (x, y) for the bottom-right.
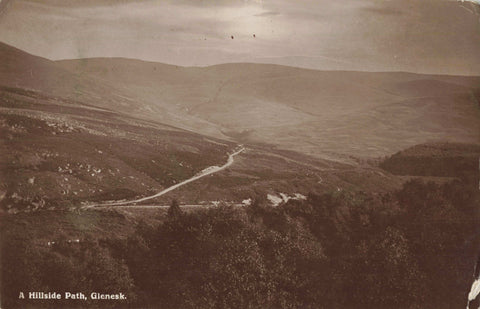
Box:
(58, 58), (480, 159)
(1, 85), (404, 212)
(2, 41), (478, 161)
(0, 85), (235, 211)
(1, 42), (478, 210)
(0, 42), (226, 138)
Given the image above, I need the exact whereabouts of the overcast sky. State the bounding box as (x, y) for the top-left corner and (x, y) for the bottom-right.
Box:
(0, 0), (479, 74)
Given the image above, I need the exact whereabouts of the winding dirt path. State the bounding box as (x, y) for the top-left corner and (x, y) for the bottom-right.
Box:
(85, 147), (245, 208)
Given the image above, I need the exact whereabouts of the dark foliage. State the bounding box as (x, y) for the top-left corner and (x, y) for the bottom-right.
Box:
(1, 179), (479, 308)
(380, 143), (480, 188)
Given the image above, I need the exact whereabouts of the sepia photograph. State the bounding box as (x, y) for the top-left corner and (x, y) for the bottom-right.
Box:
(0, 0), (479, 308)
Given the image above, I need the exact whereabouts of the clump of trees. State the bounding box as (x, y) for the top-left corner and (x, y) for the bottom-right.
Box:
(379, 143), (480, 187)
(2, 179), (479, 308)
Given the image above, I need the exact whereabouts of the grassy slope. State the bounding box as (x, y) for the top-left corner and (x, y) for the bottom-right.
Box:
(2, 42), (477, 210)
(3, 41), (479, 160)
(0, 86), (233, 211)
(58, 59), (480, 159)
(0, 84), (408, 211)
(0, 42), (226, 139)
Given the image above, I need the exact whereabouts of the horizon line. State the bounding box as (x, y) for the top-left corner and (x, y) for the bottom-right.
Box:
(2, 40), (480, 78)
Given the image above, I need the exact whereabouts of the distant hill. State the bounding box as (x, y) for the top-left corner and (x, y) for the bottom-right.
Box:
(58, 57), (480, 159)
(0, 42), (226, 138)
(2, 41), (479, 160)
(0, 43), (129, 109)
(1, 42), (417, 211)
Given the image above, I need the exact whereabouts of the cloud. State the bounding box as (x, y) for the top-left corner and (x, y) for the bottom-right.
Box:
(22, 0), (260, 8)
(0, 0), (479, 74)
(22, 0), (148, 7)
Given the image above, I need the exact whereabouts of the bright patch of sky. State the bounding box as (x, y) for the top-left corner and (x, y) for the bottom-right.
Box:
(0, 0), (479, 75)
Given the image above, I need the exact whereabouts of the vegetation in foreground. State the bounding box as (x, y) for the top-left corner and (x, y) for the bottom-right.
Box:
(2, 178), (479, 309)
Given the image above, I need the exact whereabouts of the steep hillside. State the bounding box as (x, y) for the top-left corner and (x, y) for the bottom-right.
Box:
(58, 58), (480, 159)
(0, 86), (235, 212)
(0, 85), (405, 212)
(0, 43), (226, 138)
(2, 43), (478, 210)
(0, 43), (130, 109)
